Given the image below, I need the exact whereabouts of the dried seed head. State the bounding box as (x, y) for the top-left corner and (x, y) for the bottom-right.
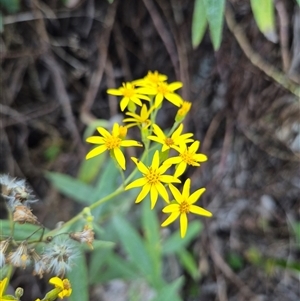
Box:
(13, 205), (40, 225)
(0, 238), (11, 267)
(0, 174), (38, 209)
(70, 225), (95, 249)
(7, 241), (31, 269)
(30, 248), (47, 278)
(42, 236), (78, 277)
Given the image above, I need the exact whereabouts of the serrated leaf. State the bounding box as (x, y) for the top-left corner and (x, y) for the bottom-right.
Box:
(46, 172), (92, 205)
(203, 0), (225, 50)
(192, 0), (207, 48)
(162, 220), (203, 255)
(67, 251), (89, 301)
(250, 0), (278, 43)
(113, 215), (154, 278)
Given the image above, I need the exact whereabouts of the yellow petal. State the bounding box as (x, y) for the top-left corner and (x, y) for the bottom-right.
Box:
(49, 277), (63, 289)
(158, 162), (173, 174)
(161, 212), (180, 227)
(86, 145), (107, 159)
(168, 82), (183, 91)
(152, 124), (166, 140)
(107, 88), (123, 96)
(113, 148), (126, 170)
(120, 140), (143, 147)
(156, 182), (169, 203)
(190, 205), (212, 217)
(194, 154), (208, 162)
(151, 151), (160, 169)
(180, 213), (188, 238)
(112, 123), (120, 136)
(182, 178), (191, 199)
(150, 186), (159, 209)
(169, 184), (183, 204)
(0, 277), (8, 296)
(174, 161), (187, 178)
(172, 123), (183, 138)
(154, 93), (164, 108)
(159, 175), (180, 184)
(130, 96), (143, 106)
(189, 140), (200, 152)
(163, 157), (181, 166)
(136, 184), (151, 203)
(125, 178), (147, 190)
(162, 204), (180, 213)
(97, 127), (111, 138)
(120, 97), (130, 111)
(86, 136), (105, 144)
(188, 187), (206, 204)
(165, 93), (183, 107)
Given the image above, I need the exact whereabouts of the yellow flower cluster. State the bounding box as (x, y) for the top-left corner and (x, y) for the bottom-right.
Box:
(0, 276), (71, 301)
(86, 71), (212, 238)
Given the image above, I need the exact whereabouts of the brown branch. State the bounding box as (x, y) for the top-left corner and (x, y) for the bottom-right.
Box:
(225, 5), (300, 98)
(80, 0), (118, 125)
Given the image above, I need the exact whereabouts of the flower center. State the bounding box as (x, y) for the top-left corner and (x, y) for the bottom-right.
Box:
(179, 201), (190, 214)
(180, 151), (194, 165)
(122, 83), (135, 98)
(105, 136), (122, 150)
(165, 137), (174, 146)
(63, 279), (71, 290)
(145, 167), (160, 185)
(157, 82), (168, 95)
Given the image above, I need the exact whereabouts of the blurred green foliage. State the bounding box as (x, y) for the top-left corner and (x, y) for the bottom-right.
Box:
(46, 152), (204, 301)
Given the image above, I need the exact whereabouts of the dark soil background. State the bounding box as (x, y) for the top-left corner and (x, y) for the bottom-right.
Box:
(1, 0), (300, 300)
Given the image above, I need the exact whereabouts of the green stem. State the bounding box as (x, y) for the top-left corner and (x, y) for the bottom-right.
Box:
(167, 121), (180, 136)
(46, 150), (149, 238)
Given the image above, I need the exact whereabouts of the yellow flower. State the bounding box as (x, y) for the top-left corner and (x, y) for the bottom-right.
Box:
(86, 123), (143, 170)
(152, 81), (183, 108)
(175, 101), (192, 122)
(0, 278), (14, 301)
(125, 150), (181, 209)
(49, 277), (72, 299)
(107, 82), (153, 111)
(133, 70), (168, 86)
(161, 179), (212, 238)
(148, 123), (194, 152)
(163, 141), (207, 177)
(123, 104), (154, 129)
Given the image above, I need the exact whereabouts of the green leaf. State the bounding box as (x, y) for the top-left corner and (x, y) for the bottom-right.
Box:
(67, 251), (89, 301)
(250, 0), (278, 42)
(203, 0), (225, 50)
(141, 201), (162, 288)
(297, 0), (300, 6)
(0, 220), (49, 241)
(0, 12), (3, 33)
(99, 253), (140, 282)
(77, 153), (106, 184)
(152, 277), (184, 301)
(46, 172), (92, 205)
(0, 0), (20, 13)
(113, 215), (154, 278)
(162, 220), (203, 255)
(178, 249), (200, 280)
(192, 0), (207, 48)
